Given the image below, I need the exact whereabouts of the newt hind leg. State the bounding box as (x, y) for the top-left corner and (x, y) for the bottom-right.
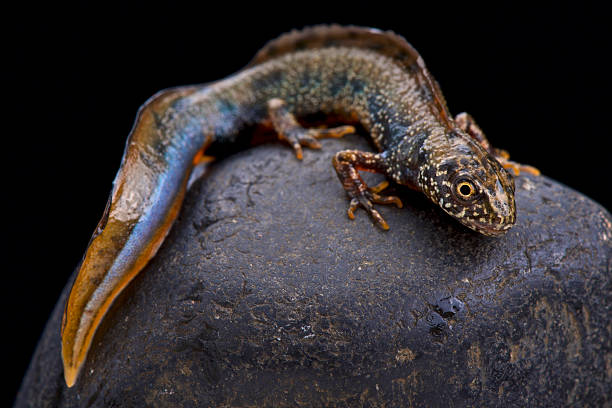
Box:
(267, 98), (355, 160)
(455, 112), (540, 176)
(333, 150), (402, 230)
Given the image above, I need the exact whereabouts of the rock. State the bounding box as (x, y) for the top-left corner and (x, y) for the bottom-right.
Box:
(15, 134), (612, 407)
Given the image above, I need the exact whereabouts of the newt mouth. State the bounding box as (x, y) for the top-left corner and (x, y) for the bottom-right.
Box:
(464, 217), (515, 237)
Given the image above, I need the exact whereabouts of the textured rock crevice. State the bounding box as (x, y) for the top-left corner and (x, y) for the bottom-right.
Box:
(15, 135), (612, 407)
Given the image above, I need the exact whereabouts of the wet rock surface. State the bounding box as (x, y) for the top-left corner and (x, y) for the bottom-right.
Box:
(16, 135), (611, 407)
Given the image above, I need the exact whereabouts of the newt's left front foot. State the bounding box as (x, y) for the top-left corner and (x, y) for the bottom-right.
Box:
(493, 148), (541, 176)
(455, 112), (541, 176)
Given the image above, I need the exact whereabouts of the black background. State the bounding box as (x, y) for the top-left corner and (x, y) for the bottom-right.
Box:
(6, 3), (610, 405)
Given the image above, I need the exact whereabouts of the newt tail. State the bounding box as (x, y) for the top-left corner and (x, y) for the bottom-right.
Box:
(62, 25), (536, 387)
(61, 86), (202, 386)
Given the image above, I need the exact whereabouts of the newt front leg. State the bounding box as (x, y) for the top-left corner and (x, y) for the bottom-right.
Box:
(332, 150), (402, 230)
(268, 98), (402, 229)
(455, 112), (540, 176)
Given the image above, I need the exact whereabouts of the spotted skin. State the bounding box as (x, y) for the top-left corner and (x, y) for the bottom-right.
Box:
(61, 25), (536, 387)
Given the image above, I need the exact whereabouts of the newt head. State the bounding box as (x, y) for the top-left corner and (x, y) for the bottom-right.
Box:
(418, 132), (516, 236)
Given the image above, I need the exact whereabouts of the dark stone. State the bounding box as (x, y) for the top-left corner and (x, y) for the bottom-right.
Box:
(15, 135), (612, 407)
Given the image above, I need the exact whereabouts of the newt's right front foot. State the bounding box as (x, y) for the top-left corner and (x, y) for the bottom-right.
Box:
(333, 151), (402, 230)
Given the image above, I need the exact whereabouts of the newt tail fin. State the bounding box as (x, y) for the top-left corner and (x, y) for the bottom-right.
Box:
(61, 86), (199, 387)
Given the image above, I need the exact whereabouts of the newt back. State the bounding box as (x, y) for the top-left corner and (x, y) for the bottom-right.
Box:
(249, 25), (452, 125)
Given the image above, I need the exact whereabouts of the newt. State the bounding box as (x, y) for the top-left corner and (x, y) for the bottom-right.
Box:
(61, 25), (538, 387)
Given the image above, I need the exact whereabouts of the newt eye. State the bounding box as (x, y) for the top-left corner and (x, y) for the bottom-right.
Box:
(453, 179), (478, 201)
